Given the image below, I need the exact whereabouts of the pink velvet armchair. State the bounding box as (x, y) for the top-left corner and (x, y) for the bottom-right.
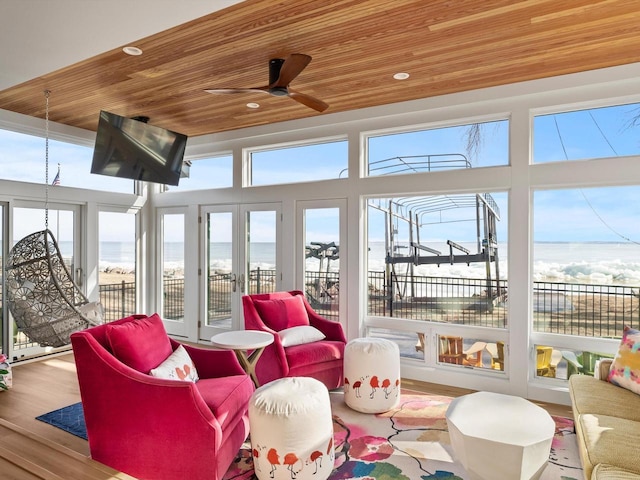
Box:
(242, 290), (346, 389)
(70, 313), (254, 480)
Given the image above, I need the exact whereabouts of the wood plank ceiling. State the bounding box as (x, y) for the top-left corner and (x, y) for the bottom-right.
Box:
(0, 0), (639, 138)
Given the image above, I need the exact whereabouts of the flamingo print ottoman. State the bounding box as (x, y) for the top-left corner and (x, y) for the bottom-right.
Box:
(249, 376), (334, 480)
(343, 337), (401, 413)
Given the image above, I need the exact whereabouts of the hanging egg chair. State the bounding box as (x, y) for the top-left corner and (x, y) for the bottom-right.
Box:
(5, 229), (103, 347)
(4, 91), (103, 348)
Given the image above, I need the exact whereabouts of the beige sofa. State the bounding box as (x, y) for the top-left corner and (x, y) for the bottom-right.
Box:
(568, 359), (640, 479)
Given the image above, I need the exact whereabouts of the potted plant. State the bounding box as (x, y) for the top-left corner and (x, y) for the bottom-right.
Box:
(0, 354), (12, 391)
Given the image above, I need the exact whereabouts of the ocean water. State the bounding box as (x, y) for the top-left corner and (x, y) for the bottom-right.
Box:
(85, 241), (640, 286)
(369, 241), (640, 286)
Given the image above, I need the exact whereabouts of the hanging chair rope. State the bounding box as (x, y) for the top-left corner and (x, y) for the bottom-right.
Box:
(44, 89), (50, 229)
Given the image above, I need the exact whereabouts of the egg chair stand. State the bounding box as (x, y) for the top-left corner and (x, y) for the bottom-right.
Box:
(5, 229), (103, 348)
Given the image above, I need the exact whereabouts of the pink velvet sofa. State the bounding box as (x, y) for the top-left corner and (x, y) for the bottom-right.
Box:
(71, 313), (254, 480)
(242, 290), (346, 389)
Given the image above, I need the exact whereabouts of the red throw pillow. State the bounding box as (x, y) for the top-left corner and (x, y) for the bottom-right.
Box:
(253, 295), (310, 332)
(106, 313), (173, 373)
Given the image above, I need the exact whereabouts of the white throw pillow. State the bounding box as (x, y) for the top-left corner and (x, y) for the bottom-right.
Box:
(149, 345), (199, 382)
(279, 325), (326, 347)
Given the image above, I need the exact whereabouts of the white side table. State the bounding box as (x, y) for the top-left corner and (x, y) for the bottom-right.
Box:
(211, 330), (274, 387)
(446, 391), (555, 480)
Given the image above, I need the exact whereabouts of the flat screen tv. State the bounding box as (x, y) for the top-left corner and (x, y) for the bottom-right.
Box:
(90, 110), (188, 186)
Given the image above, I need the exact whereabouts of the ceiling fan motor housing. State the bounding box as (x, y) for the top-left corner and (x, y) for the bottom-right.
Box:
(268, 58), (288, 95)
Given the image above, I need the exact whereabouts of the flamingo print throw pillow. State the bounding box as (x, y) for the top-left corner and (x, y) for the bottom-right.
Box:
(150, 345), (199, 382)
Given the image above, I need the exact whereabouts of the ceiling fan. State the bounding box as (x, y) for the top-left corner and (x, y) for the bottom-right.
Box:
(204, 53), (329, 112)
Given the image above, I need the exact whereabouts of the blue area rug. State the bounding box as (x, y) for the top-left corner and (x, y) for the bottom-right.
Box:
(36, 402), (87, 440)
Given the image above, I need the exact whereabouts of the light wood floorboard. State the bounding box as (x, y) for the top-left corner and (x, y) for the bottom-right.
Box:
(0, 419), (135, 479)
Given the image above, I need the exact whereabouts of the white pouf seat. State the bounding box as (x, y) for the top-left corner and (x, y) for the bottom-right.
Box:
(249, 377), (334, 480)
(343, 337), (401, 413)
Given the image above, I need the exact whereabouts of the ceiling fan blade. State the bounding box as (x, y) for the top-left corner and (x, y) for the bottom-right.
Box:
(204, 87), (269, 94)
(288, 90), (329, 112)
(272, 54), (312, 87)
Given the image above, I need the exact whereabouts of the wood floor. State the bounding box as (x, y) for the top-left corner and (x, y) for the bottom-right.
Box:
(0, 352), (136, 479)
(0, 353), (89, 456)
(0, 351), (572, 478)
(0, 419), (135, 479)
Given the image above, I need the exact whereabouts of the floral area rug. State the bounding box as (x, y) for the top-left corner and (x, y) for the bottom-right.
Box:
(224, 389), (583, 480)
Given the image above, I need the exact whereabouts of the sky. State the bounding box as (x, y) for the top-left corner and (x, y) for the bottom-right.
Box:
(1, 102), (639, 244)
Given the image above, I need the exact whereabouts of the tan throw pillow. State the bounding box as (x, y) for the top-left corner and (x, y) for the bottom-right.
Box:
(78, 301), (104, 326)
(607, 326), (640, 394)
(149, 345), (199, 382)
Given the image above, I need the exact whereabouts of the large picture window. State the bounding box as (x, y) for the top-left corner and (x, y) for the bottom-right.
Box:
(532, 186), (640, 379)
(367, 191), (508, 327)
(533, 102), (640, 163)
(248, 139), (348, 186)
(165, 154), (233, 191)
(366, 119), (508, 177)
(533, 186), (640, 337)
(0, 129), (134, 193)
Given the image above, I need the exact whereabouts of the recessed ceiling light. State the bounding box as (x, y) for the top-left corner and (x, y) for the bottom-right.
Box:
(123, 46), (143, 56)
(247, 102), (260, 109)
(393, 72), (410, 80)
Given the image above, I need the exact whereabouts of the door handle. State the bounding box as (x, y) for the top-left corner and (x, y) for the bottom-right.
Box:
(230, 273), (237, 292)
(238, 273), (245, 293)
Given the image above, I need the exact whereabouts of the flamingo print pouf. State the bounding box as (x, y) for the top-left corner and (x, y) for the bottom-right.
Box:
(249, 376), (334, 480)
(343, 337), (401, 413)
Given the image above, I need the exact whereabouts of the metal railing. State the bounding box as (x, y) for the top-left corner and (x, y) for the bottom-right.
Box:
(204, 269), (339, 321)
(163, 277), (184, 320)
(369, 273), (640, 336)
(248, 267), (277, 295)
(99, 281), (136, 322)
(368, 272), (508, 327)
(533, 281), (640, 337)
(305, 271), (339, 319)
(96, 271), (640, 338)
